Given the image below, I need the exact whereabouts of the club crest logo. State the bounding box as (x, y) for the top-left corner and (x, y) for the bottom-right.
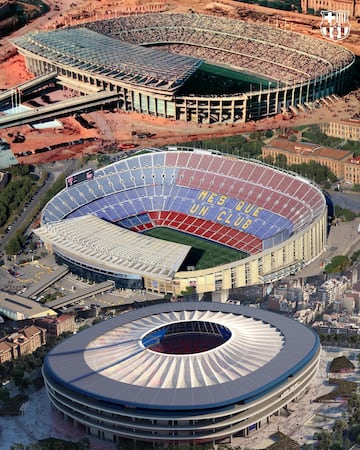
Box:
(320, 10), (351, 41)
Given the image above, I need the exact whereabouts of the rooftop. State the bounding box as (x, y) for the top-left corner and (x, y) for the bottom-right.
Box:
(0, 291), (57, 319)
(347, 156), (360, 165)
(265, 138), (353, 161)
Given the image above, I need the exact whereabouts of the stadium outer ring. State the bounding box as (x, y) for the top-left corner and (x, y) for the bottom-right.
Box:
(11, 13), (355, 124)
(43, 301), (321, 445)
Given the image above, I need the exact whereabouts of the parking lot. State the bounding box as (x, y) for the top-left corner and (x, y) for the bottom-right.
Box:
(0, 243), (160, 316)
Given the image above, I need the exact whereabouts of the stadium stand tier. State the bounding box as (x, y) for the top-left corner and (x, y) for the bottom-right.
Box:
(37, 149), (327, 295)
(85, 13), (353, 84)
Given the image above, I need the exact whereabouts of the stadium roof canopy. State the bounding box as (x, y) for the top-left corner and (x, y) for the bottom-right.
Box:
(11, 28), (203, 92)
(43, 302), (320, 410)
(34, 214), (191, 280)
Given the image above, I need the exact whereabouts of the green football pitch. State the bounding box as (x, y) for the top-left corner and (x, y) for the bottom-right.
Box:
(144, 227), (247, 270)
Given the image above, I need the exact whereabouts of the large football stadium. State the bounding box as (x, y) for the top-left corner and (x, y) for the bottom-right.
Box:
(35, 148), (328, 297)
(11, 12), (355, 123)
(42, 301), (321, 445)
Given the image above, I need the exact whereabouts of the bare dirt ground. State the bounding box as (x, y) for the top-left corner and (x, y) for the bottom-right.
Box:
(0, 0), (359, 165)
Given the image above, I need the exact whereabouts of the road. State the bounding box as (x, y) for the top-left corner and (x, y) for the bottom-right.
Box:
(328, 189), (360, 214)
(0, 90), (121, 129)
(287, 215), (360, 280)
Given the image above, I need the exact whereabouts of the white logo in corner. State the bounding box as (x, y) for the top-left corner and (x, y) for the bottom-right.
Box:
(320, 10), (351, 41)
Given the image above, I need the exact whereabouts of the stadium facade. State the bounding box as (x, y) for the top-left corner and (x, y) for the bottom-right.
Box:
(11, 13), (355, 124)
(42, 302), (321, 446)
(35, 149), (328, 297)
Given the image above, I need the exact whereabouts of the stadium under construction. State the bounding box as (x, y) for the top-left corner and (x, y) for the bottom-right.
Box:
(10, 12), (355, 124)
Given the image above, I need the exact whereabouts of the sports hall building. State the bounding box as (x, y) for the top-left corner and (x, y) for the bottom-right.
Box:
(42, 302), (321, 446)
(11, 13), (355, 124)
(35, 149), (328, 297)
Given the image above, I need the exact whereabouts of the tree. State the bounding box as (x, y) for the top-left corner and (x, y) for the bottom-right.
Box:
(117, 439), (135, 450)
(332, 418), (347, 447)
(334, 205), (358, 222)
(92, 317), (103, 325)
(78, 437), (90, 450)
(316, 430), (333, 450)
(97, 154), (111, 166)
(324, 255), (350, 274)
(5, 236), (22, 255)
(10, 444), (41, 450)
(334, 254), (351, 269)
(14, 375), (28, 390)
(351, 249), (360, 264)
(330, 443), (344, 450)
(0, 202), (7, 227)
(275, 153), (287, 168)
(347, 393), (360, 426)
(29, 241), (37, 251)
(9, 165), (30, 177)
(262, 155), (274, 165)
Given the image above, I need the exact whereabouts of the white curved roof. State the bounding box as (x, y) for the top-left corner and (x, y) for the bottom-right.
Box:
(35, 214), (191, 280)
(85, 309), (284, 389)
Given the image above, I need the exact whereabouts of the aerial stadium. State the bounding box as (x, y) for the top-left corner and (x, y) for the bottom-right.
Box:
(42, 301), (321, 446)
(11, 12), (355, 123)
(35, 149), (328, 297)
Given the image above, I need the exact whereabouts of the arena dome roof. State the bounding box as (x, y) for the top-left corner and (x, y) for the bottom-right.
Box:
(44, 302), (320, 410)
